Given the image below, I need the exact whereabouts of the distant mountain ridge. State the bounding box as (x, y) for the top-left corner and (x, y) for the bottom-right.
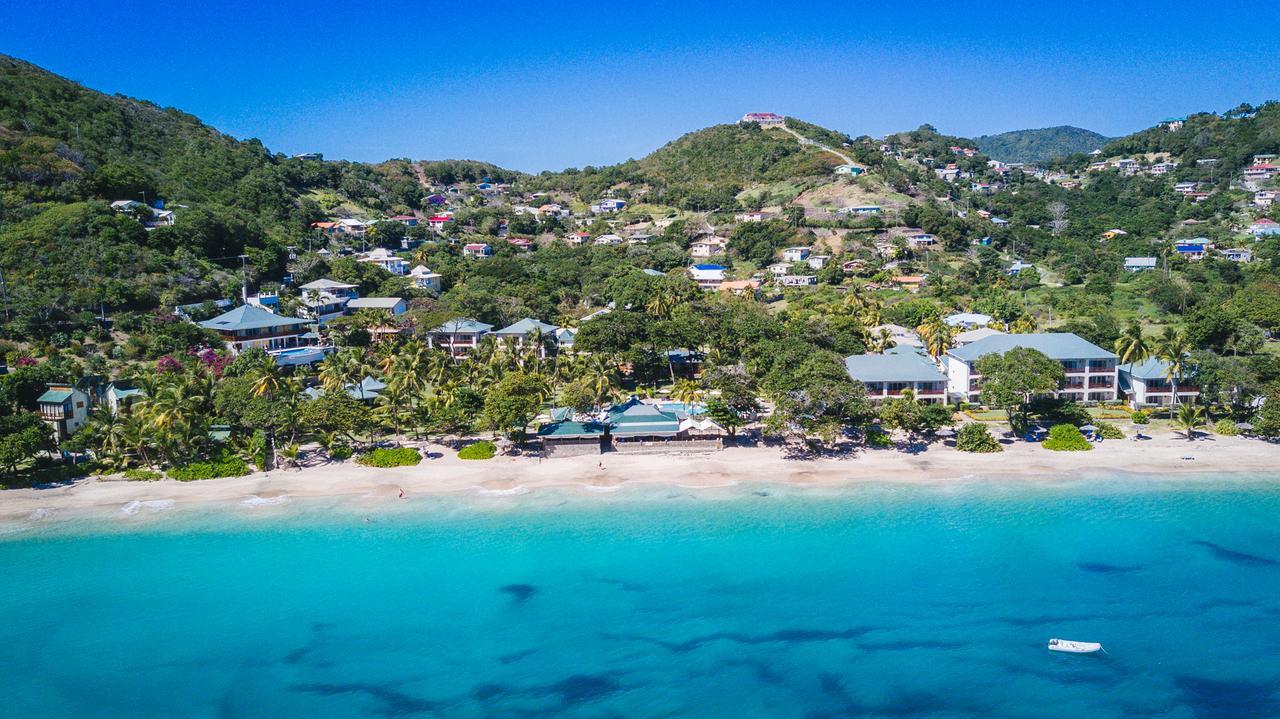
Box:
(973, 125), (1111, 164)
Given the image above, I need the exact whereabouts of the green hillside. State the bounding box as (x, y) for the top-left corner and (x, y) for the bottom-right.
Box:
(974, 125), (1111, 163)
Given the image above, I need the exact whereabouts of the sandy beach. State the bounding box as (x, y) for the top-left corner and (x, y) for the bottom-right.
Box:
(4, 432), (1279, 529)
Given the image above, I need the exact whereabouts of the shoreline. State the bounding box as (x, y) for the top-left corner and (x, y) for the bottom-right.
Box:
(4, 434), (1280, 532)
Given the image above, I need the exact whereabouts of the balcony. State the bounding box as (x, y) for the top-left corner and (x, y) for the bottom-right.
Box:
(1088, 379), (1114, 388)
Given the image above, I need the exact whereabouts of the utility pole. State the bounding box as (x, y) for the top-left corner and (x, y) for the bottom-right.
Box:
(0, 265), (10, 321)
(238, 254), (250, 304)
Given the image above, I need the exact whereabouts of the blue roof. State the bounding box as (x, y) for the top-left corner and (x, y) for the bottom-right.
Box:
(844, 347), (947, 384)
(199, 304), (310, 332)
(948, 333), (1115, 362)
(692, 264), (726, 271)
(1175, 244), (1205, 253)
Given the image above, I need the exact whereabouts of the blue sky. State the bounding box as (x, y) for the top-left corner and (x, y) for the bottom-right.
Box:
(5, 1), (1280, 172)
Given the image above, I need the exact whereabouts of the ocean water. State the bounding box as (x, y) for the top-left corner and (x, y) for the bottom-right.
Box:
(2, 476), (1279, 718)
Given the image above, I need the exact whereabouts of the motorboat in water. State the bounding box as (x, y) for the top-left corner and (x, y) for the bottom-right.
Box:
(1048, 638), (1103, 654)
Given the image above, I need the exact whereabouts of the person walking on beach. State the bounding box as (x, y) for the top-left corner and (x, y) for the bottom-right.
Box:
(398, 488), (405, 499)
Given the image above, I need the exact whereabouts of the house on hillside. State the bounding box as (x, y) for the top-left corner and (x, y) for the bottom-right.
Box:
(38, 382), (91, 440)
(1223, 248), (1253, 263)
(1173, 239), (1208, 261)
(688, 264), (727, 291)
(906, 233), (937, 249)
(346, 297), (408, 316)
(945, 333), (1117, 404)
(427, 215), (452, 231)
(739, 112), (785, 127)
(358, 248), (409, 274)
(778, 275), (817, 287)
(492, 318), (561, 358)
(463, 243), (492, 259)
(1250, 219), (1280, 237)
(844, 346), (948, 404)
(591, 199), (627, 213)
(408, 265), (443, 292)
(944, 312), (993, 329)
(690, 236), (728, 259)
(426, 319), (494, 359)
(198, 304), (315, 354)
(1124, 257), (1158, 272)
(782, 247), (811, 262)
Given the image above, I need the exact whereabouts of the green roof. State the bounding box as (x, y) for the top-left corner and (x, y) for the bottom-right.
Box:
(607, 398), (681, 437)
(199, 304), (310, 332)
(37, 388), (72, 404)
(538, 420), (606, 439)
(493, 318), (559, 336)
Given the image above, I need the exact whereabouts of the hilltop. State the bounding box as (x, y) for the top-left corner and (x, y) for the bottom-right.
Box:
(973, 125), (1111, 164)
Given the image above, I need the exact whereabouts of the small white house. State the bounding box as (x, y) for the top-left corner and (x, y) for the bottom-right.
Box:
(782, 247), (811, 262)
(408, 265), (443, 292)
(1124, 257), (1158, 272)
(346, 297), (408, 316)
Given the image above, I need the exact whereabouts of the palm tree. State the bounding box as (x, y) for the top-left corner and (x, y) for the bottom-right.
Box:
(582, 354), (621, 411)
(671, 378), (703, 406)
(1172, 402), (1206, 441)
(864, 327), (896, 353)
(1114, 322), (1150, 366)
(646, 286), (679, 319)
(319, 347), (366, 393)
(1156, 327), (1192, 408)
(915, 318), (954, 361)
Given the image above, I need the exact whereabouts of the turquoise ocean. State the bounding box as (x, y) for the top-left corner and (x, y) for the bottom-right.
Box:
(2, 474), (1279, 718)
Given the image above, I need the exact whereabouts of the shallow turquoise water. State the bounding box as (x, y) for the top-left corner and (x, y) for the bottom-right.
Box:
(2, 476), (1279, 718)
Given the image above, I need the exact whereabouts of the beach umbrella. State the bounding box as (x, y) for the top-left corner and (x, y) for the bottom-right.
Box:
(934, 428), (955, 437)
(1235, 422), (1254, 430)
(1079, 424), (1097, 432)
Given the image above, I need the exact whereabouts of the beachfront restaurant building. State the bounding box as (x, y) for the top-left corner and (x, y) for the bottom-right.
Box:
(1118, 358), (1199, 407)
(538, 398), (724, 458)
(945, 332), (1118, 404)
(843, 347), (949, 403)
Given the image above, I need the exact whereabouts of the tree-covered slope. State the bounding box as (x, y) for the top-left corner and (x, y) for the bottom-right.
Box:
(974, 125), (1110, 164)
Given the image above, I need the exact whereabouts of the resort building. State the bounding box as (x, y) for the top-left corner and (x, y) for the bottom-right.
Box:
(945, 333), (1118, 404)
(740, 112), (786, 127)
(538, 398), (724, 458)
(953, 327), (1005, 347)
(358, 248), (409, 274)
(1118, 358), (1200, 407)
(492, 318), (561, 358)
(37, 382), (91, 440)
(843, 347), (949, 404)
(199, 304), (315, 354)
(426, 318), (494, 359)
(298, 278), (358, 325)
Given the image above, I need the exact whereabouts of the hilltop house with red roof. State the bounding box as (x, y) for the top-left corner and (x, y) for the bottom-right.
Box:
(740, 112), (785, 127)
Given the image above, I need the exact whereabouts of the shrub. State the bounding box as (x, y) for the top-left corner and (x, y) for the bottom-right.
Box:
(1042, 423), (1092, 451)
(864, 430), (893, 448)
(327, 444), (354, 461)
(955, 423), (1002, 453)
(1213, 419), (1240, 436)
(1096, 422), (1125, 439)
(168, 455), (251, 481)
(1131, 410), (1150, 425)
(357, 447), (422, 467)
(458, 441), (497, 460)
(123, 469), (163, 481)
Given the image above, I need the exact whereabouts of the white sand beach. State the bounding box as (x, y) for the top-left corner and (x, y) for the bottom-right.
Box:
(4, 433), (1279, 528)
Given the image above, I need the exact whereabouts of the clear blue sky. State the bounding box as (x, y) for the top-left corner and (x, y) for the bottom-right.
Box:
(5, 1), (1280, 172)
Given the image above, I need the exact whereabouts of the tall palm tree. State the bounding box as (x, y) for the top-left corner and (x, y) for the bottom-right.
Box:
(671, 378), (703, 406)
(319, 347), (367, 393)
(1172, 402), (1206, 441)
(1156, 327), (1192, 408)
(915, 318), (954, 360)
(1114, 322), (1150, 366)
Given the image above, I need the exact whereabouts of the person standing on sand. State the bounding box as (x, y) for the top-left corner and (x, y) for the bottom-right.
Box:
(398, 488), (405, 499)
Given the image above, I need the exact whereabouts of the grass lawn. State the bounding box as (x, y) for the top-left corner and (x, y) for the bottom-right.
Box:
(964, 408), (1008, 421)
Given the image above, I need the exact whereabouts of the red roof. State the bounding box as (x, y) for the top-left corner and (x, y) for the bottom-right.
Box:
(428, 216), (452, 222)
(463, 243), (489, 250)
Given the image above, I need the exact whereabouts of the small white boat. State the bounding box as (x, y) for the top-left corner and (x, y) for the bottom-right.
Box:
(1048, 638), (1103, 654)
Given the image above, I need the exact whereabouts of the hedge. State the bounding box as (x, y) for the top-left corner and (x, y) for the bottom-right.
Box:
(458, 441), (497, 460)
(356, 447), (422, 467)
(168, 456), (251, 481)
(955, 423), (1002, 453)
(1042, 423), (1092, 451)
(123, 469), (163, 481)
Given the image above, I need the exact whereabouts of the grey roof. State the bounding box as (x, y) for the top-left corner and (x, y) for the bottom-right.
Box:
(199, 304), (311, 332)
(299, 278), (358, 291)
(844, 347), (947, 384)
(347, 297), (405, 310)
(493, 318), (559, 336)
(954, 327), (1005, 345)
(948, 332), (1115, 362)
(432, 318), (494, 334)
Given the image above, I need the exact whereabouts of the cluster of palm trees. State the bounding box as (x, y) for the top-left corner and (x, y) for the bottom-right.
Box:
(1114, 323), (1205, 440)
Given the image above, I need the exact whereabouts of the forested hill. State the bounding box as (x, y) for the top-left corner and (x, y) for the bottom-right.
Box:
(973, 126), (1111, 164)
(0, 54), (518, 331)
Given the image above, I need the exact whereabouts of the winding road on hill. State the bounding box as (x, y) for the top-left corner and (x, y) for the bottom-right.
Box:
(776, 124), (857, 166)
